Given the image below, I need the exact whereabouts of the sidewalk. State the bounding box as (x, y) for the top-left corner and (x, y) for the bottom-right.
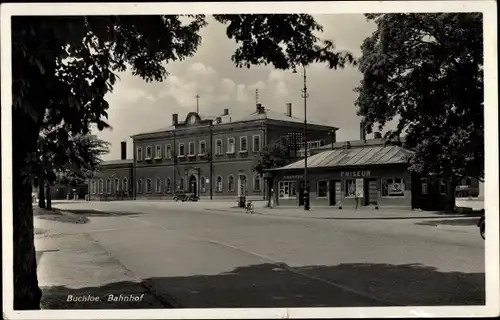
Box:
(35, 224), (174, 309)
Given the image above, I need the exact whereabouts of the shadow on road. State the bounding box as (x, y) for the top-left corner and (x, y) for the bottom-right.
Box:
(39, 262), (485, 309)
(416, 217), (480, 227)
(61, 209), (147, 217)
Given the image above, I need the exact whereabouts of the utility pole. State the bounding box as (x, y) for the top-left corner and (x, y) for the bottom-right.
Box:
(196, 94), (200, 114)
(301, 65), (310, 211)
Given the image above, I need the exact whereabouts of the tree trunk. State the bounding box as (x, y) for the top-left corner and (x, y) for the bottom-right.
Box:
(267, 178), (273, 207)
(45, 184), (52, 210)
(37, 176), (45, 209)
(13, 107), (43, 310)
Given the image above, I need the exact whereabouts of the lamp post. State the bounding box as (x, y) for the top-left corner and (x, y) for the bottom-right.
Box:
(298, 65), (310, 211)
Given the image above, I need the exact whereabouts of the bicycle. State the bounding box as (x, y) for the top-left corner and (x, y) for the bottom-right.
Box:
(245, 200), (255, 214)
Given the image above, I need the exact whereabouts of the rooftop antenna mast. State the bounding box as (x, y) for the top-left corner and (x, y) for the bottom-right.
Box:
(196, 94), (200, 114)
(255, 89), (259, 105)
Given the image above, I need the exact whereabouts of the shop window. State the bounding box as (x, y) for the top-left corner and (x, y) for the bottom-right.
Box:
(439, 179), (448, 195)
(317, 180), (328, 198)
(420, 178), (428, 195)
(146, 179), (153, 193)
(278, 181), (297, 199)
(228, 175), (235, 191)
(345, 179), (356, 197)
(381, 177), (405, 197)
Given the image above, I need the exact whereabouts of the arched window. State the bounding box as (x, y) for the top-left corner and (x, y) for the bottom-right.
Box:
(179, 178), (184, 191)
(123, 178), (128, 192)
(115, 178), (120, 193)
(166, 178), (172, 193)
(146, 179), (153, 193)
(156, 178), (162, 193)
(216, 176), (223, 192)
(91, 180), (96, 194)
(228, 175), (235, 192)
(98, 180), (104, 194)
(137, 179), (143, 193)
(106, 179), (112, 194)
(254, 174), (261, 191)
(200, 176), (206, 192)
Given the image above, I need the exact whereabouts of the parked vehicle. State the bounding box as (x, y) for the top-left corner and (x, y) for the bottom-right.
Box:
(477, 211), (485, 240)
(173, 191), (199, 202)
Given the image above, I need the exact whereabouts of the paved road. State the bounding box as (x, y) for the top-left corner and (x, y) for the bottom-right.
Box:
(35, 201), (485, 308)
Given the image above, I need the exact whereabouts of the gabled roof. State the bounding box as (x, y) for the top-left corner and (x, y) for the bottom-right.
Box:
(273, 145), (413, 171)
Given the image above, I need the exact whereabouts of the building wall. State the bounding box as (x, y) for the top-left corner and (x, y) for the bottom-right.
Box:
(272, 165), (413, 208)
(88, 164), (133, 201)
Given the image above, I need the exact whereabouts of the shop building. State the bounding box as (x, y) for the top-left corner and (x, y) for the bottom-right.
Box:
(269, 137), (456, 210)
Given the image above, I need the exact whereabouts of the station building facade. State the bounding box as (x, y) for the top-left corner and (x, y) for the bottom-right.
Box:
(88, 103), (338, 201)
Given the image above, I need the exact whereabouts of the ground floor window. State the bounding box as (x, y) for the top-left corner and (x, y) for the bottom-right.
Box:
(156, 178), (162, 193)
(91, 180), (96, 194)
(216, 176), (223, 192)
(317, 180), (328, 198)
(381, 177), (405, 197)
(345, 179), (356, 197)
(228, 175), (235, 191)
(278, 181), (297, 199)
(179, 178), (184, 191)
(166, 178), (172, 193)
(115, 178), (120, 193)
(123, 178), (128, 192)
(106, 179), (112, 194)
(137, 179), (143, 193)
(200, 176), (206, 192)
(146, 179), (152, 193)
(254, 174), (261, 191)
(98, 180), (104, 194)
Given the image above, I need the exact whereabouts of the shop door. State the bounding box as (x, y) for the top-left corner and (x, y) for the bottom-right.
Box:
(329, 180), (341, 206)
(365, 179), (378, 206)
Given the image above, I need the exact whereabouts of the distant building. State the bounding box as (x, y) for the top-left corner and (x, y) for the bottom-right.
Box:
(88, 103), (338, 201)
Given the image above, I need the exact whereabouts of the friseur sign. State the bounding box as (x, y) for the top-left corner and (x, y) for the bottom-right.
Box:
(340, 170), (371, 178)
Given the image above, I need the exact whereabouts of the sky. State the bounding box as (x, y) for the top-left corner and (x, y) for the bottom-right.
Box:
(97, 14), (382, 161)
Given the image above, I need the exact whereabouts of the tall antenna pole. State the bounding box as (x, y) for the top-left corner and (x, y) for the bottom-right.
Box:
(255, 89), (259, 105)
(196, 94), (200, 114)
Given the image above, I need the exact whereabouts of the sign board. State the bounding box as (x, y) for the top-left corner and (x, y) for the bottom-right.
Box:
(355, 179), (364, 198)
(341, 171), (371, 178)
(283, 175), (304, 180)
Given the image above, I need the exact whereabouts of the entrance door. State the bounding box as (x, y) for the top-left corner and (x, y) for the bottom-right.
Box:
(189, 175), (197, 195)
(329, 180), (341, 206)
(365, 178), (378, 206)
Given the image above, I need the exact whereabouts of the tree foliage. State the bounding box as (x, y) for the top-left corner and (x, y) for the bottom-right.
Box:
(12, 14), (355, 310)
(355, 13), (484, 182)
(253, 137), (293, 175)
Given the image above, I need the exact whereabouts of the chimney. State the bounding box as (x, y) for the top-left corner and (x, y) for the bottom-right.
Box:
(359, 121), (366, 141)
(215, 116), (222, 124)
(256, 103), (265, 114)
(172, 113), (178, 126)
(120, 141), (127, 160)
(223, 108), (229, 116)
(374, 132), (382, 139)
(286, 103), (292, 117)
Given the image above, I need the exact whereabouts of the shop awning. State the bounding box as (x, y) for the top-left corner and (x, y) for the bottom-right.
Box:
(272, 145), (413, 171)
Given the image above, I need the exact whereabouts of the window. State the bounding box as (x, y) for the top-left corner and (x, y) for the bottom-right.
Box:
(156, 178), (162, 193)
(179, 178), (184, 190)
(345, 180), (356, 197)
(166, 178), (172, 193)
(439, 179), (448, 195)
(240, 136), (248, 152)
(98, 180), (104, 194)
(381, 177), (405, 197)
(228, 175), (235, 191)
(253, 135), (261, 153)
(199, 140), (206, 155)
(137, 147), (143, 161)
(227, 137), (235, 154)
(145, 146), (153, 160)
(178, 143), (185, 156)
(420, 178), (428, 195)
(165, 144), (172, 159)
(115, 178), (120, 193)
(188, 141), (196, 156)
(215, 139), (223, 155)
(200, 176), (206, 192)
(123, 178), (128, 192)
(254, 174), (261, 191)
(106, 179), (112, 194)
(317, 180), (328, 198)
(216, 176), (223, 192)
(146, 179), (153, 193)
(137, 179), (143, 193)
(154, 145), (161, 159)
(91, 180), (96, 194)
(278, 181), (297, 199)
